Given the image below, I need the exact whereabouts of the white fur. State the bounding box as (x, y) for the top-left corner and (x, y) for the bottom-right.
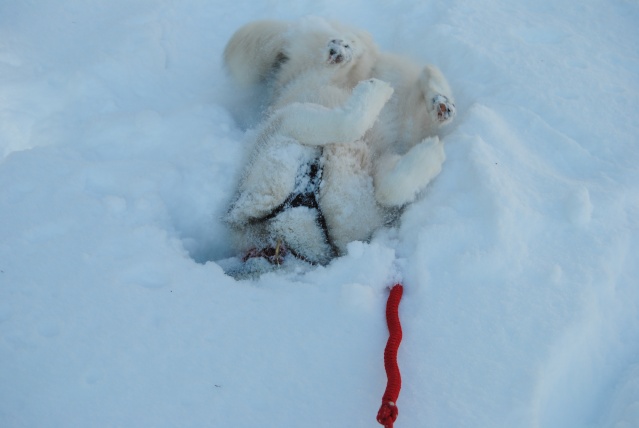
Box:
(224, 18), (391, 264)
(223, 20), (291, 87)
(269, 206), (335, 264)
(223, 18), (456, 266)
(226, 78), (393, 225)
(373, 136), (445, 207)
(370, 54), (456, 207)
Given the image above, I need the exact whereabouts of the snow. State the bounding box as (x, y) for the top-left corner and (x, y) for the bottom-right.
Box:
(1, 0), (638, 427)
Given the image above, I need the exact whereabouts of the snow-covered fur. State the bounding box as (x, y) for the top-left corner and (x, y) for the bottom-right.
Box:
(317, 60), (456, 254)
(223, 18), (456, 268)
(370, 52), (456, 207)
(224, 18), (392, 265)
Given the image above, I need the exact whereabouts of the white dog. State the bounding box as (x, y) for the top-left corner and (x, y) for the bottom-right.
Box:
(224, 17), (393, 266)
(223, 18), (456, 271)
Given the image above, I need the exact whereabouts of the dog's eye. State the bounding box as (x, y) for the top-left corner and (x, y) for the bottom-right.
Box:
(344, 44), (350, 48)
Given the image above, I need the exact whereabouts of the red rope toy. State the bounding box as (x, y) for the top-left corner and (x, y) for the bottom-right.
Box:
(377, 284), (404, 428)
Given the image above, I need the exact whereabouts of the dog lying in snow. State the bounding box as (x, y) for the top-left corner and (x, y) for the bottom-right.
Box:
(225, 17), (393, 265)
(223, 17), (456, 269)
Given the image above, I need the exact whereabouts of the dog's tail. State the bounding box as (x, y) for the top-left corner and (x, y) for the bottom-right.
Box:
(223, 20), (290, 87)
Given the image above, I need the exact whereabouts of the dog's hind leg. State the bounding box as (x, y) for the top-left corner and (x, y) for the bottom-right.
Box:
(420, 65), (456, 125)
(374, 136), (445, 207)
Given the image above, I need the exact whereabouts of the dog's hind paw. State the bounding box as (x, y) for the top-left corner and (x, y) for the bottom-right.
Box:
(432, 94), (456, 124)
(326, 39), (353, 65)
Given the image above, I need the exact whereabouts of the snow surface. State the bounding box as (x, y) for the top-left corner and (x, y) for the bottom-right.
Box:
(1, 1), (638, 427)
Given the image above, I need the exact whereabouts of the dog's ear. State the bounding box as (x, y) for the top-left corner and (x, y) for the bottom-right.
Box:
(223, 20), (290, 87)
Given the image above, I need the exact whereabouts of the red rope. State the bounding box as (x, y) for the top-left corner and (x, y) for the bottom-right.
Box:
(377, 283), (404, 428)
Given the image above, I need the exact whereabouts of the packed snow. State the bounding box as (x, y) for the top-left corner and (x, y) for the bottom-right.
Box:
(1, 1), (638, 427)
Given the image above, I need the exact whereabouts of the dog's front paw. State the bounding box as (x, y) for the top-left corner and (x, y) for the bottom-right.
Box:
(432, 94), (456, 124)
(326, 39), (353, 65)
